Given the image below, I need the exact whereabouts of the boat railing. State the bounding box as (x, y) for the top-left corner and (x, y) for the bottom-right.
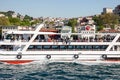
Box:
(1, 37), (117, 43)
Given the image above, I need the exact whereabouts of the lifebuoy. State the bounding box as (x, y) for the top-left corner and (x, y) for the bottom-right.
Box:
(16, 54), (22, 59)
(74, 54), (79, 59)
(46, 55), (51, 59)
(102, 54), (107, 59)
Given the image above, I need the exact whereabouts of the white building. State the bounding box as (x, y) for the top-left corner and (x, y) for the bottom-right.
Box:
(61, 26), (72, 39)
(102, 8), (113, 14)
(0, 14), (5, 17)
(12, 13), (17, 18)
(77, 25), (96, 38)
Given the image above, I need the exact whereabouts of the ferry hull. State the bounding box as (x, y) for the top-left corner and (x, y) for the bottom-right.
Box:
(0, 51), (120, 64)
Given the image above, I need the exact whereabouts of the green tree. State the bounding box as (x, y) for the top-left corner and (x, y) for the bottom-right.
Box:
(6, 11), (15, 17)
(0, 17), (10, 26)
(93, 16), (103, 26)
(24, 15), (33, 21)
(67, 18), (77, 33)
(93, 13), (120, 30)
(9, 17), (21, 26)
(101, 13), (119, 28)
(31, 19), (40, 26)
(97, 25), (104, 31)
(20, 19), (30, 26)
(49, 21), (54, 27)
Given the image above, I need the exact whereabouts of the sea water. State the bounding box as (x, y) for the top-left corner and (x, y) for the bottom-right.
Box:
(0, 61), (120, 80)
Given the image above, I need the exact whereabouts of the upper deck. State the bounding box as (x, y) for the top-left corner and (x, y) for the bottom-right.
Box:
(0, 23), (120, 52)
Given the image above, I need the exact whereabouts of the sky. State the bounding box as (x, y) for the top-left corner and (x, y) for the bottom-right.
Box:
(0, 0), (120, 18)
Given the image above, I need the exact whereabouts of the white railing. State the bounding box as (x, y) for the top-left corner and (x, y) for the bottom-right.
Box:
(106, 34), (120, 51)
(22, 23), (44, 51)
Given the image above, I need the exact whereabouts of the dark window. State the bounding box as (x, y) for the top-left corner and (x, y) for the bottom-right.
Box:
(84, 45), (88, 49)
(76, 45), (81, 49)
(40, 35), (45, 39)
(28, 45), (34, 49)
(93, 45), (100, 49)
(101, 45), (108, 49)
(76, 45), (84, 49)
(51, 45), (59, 49)
(60, 45), (67, 49)
(36, 45), (42, 49)
(67, 45), (75, 49)
(87, 45), (92, 49)
(43, 45), (51, 49)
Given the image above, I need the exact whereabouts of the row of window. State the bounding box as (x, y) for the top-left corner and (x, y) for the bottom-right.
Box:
(28, 45), (108, 50)
(3, 27), (17, 29)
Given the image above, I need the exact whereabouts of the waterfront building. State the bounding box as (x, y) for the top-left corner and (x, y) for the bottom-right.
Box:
(77, 25), (96, 38)
(61, 26), (72, 39)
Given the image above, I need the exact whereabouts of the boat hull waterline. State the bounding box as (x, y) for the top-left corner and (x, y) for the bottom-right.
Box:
(0, 51), (120, 64)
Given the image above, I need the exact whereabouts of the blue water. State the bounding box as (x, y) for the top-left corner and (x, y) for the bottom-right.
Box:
(0, 62), (120, 80)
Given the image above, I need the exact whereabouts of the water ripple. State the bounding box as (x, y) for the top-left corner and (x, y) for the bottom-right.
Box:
(0, 62), (120, 80)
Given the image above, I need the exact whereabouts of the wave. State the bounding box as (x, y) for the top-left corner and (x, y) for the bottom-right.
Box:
(0, 62), (120, 80)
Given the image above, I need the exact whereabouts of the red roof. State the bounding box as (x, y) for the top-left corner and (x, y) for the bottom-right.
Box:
(99, 29), (120, 33)
(40, 28), (58, 32)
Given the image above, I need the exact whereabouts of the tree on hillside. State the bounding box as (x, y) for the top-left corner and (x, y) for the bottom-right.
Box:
(100, 13), (119, 29)
(9, 17), (21, 26)
(67, 18), (77, 33)
(20, 19), (30, 26)
(31, 19), (40, 26)
(24, 15), (33, 21)
(93, 16), (103, 26)
(93, 13), (120, 30)
(0, 17), (10, 26)
(6, 11), (15, 17)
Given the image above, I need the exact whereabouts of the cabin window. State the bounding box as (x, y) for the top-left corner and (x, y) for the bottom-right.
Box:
(60, 45), (67, 49)
(36, 45), (42, 49)
(87, 45), (92, 49)
(51, 45), (59, 49)
(43, 45), (51, 49)
(40, 35), (45, 39)
(28, 45), (34, 49)
(93, 45), (100, 49)
(67, 45), (75, 49)
(76, 45), (84, 49)
(101, 45), (108, 49)
(76, 45), (79, 49)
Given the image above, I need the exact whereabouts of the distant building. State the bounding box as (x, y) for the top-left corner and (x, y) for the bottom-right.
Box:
(12, 13), (17, 18)
(102, 8), (113, 14)
(0, 14), (5, 17)
(61, 26), (72, 39)
(114, 5), (120, 16)
(77, 25), (96, 38)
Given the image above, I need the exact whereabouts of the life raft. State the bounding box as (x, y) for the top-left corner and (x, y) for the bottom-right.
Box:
(102, 54), (107, 59)
(16, 53), (22, 59)
(74, 54), (79, 59)
(46, 55), (51, 59)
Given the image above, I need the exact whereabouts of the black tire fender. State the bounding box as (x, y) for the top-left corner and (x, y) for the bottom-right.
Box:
(46, 55), (51, 59)
(16, 54), (22, 59)
(102, 54), (107, 59)
(74, 54), (79, 59)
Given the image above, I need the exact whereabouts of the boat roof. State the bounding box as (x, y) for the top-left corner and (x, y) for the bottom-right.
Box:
(6, 31), (57, 35)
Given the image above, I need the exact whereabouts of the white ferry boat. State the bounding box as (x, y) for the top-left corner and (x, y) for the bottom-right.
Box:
(0, 23), (120, 64)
